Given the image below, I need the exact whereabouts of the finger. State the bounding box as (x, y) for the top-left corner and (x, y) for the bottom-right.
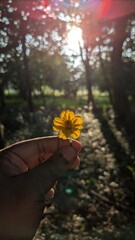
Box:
(0, 137), (82, 175)
(44, 188), (55, 201)
(70, 156), (80, 169)
(18, 145), (77, 200)
(21, 136), (82, 162)
(0, 151), (28, 177)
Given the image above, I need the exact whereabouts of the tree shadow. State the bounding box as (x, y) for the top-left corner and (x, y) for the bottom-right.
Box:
(94, 108), (135, 206)
(113, 113), (135, 158)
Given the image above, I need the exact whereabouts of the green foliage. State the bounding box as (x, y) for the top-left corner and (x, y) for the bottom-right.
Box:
(127, 162), (135, 180)
(94, 89), (111, 111)
(29, 49), (71, 93)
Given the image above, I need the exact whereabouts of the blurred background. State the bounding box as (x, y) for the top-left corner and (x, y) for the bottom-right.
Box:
(0, 1), (135, 239)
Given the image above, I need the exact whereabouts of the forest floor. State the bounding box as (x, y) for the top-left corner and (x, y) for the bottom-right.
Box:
(33, 106), (135, 240)
(1, 102), (135, 240)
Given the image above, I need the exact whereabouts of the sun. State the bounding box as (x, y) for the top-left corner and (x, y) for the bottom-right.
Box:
(67, 26), (83, 53)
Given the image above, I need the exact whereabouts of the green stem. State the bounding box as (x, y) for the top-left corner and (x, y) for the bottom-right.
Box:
(69, 136), (72, 146)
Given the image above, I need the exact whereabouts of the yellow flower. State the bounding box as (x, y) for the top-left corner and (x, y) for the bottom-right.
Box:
(53, 110), (84, 140)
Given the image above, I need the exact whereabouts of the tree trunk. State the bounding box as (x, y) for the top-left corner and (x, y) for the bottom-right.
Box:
(0, 81), (5, 109)
(111, 17), (130, 119)
(79, 44), (96, 111)
(22, 35), (33, 111)
(98, 44), (114, 106)
(85, 57), (96, 110)
(0, 123), (5, 149)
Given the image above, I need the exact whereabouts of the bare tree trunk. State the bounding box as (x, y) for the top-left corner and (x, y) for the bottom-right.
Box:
(85, 56), (96, 109)
(79, 44), (96, 111)
(98, 43), (114, 106)
(0, 81), (5, 108)
(0, 123), (5, 148)
(111, 17), (130, 119)
(22, 34), (33, 111)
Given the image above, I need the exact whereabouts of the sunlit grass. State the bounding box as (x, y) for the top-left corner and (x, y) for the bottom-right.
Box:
(94, 89), (111, 110)
(4, 87), (111, 110)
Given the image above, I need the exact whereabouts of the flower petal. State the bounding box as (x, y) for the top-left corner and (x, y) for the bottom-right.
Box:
(60, 110), (75, 121)
(53, 126), (65, 131)
(72, 124), (83, 130)
(71, 130), (80, 139)
(68, 110), (75, 121)
(72, 116), (84, 125)
(59, 131), (68, 140)
(60, 110), (67, 119)
(53, 117), (65, 127)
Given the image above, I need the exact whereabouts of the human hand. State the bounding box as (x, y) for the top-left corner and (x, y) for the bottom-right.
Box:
(0, 136), (82, 240)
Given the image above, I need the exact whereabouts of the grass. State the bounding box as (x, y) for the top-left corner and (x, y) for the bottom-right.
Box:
(4, 93), (87, 110)
(3, 88), (110, 110)
(94, 89), (111, 111)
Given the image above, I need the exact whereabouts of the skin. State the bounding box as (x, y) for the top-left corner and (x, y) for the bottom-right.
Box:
(0, 136), (82, 240)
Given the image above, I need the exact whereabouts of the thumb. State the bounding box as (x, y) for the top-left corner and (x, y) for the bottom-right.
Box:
(19, 145), (77, 200)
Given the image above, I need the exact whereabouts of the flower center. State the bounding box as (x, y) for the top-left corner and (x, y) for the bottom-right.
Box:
(65, 120), (72, 130)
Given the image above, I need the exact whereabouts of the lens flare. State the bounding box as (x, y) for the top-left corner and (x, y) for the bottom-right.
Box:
(51, 0), (89, 8)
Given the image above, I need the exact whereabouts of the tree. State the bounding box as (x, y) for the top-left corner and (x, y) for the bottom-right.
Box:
(29, 49), (71, 99)
(79, 0), (135, 118)
(0, 0), (67, 110)
(110, 16), (130, 119)
(79, 43), (96, 109)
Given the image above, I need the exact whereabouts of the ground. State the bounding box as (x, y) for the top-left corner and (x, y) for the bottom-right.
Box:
(32, 106), (135, 240)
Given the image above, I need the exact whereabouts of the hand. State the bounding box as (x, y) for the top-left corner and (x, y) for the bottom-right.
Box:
(0, 136), (82, 240)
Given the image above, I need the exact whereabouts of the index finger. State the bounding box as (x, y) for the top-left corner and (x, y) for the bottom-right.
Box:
(0, 136), (82, 174)
(36, 136), (82, 153)
(24, 136), (82, 166)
